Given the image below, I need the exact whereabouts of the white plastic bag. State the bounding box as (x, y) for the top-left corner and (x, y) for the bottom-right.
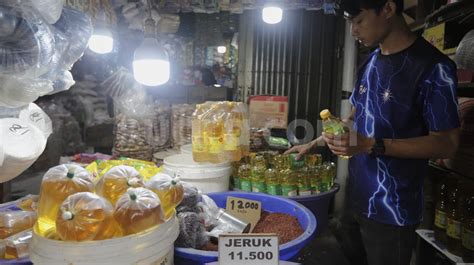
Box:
(0, 76), (53, 108)
(18, 103), (53, 138)
(30, 0), (65, 24)
(0, 118), (47, 183)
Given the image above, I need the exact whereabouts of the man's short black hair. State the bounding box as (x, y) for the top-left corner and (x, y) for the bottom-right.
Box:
(338, 0), (404, 19)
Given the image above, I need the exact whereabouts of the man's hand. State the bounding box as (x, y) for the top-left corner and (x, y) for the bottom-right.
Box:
(322, 131), (374, 157)
(284, 136), (324, 160)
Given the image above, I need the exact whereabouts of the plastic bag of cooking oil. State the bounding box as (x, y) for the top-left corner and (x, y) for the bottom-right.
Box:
(113, 187), (165, 235)
(36, 164), (94, 236)
(56, 192), (121, 241)
(4, 228), (32, 259)
(95, 165), (145, 206)
(0, 211), (37, 239)
(145, 173), (184, 219)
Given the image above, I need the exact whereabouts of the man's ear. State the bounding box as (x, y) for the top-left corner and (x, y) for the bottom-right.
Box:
(383, 0), (397, 19)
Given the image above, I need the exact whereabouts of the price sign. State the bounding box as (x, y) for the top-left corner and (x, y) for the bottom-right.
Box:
(226, 196), (261, 232)
(218, 234), (279, 265)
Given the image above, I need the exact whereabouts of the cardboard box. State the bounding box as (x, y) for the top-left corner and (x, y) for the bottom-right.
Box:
(423, 23), (457, 55)
(249, 96), (288, 129)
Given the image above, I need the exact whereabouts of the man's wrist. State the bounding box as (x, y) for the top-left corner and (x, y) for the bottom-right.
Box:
(365, 137), (376, 154)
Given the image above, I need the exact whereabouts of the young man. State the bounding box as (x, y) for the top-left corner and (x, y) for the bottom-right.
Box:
(286, 0), (460, 264)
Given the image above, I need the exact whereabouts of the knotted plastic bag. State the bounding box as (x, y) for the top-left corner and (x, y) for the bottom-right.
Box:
(56, 192), (121, 241)
(145, 173), (184, 219)
(0, 211), (37, 239)
(95, 165), (145, 206)
(113, 187), (165, 235)
(175, 212), (208, 249)
(36, 164), (94, 236)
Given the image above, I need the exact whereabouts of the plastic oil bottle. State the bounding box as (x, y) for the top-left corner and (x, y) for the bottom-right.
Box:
(238, 163), (252, 192)
(279, 155), (298, 197)
(434, 178), (449, 244)
(251, 155), (267, 193)
(320, 109), (350, 159)
(265, 168), (281, 196)
(297, 167), (312, 196)
(207, 103), (225, 163)
(309, 165), (323, 194)
(462, 190), (474, 262)
(192, 104), (207, 162)
(446, 178), (463, 256)
(223, 102), (242, 162)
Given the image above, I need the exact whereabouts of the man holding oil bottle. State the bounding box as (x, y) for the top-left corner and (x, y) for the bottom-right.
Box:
(286, 0), (460, 264)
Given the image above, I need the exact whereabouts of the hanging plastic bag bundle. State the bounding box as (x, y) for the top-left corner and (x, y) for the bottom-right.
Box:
(36, 164), (94, 237)
(113, 187), (165, 235)
(56, 192), (121, 241)
(145, 173), (184, 219)
(95, 165), (145, 206)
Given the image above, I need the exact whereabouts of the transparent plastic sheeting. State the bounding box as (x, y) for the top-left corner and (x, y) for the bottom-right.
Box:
(0, 103), (52, 183)
(0, 3), (92, 108)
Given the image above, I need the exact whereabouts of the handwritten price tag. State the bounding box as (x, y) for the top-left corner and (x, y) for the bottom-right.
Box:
(226, 196), (261, 232)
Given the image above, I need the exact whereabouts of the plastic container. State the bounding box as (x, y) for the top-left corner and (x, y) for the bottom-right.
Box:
(180, 144), (192, 155)
(284, 184), (339, 235)
(174, 191), (317, 265)
(163, 154), (231, 194)
(30, 215), (179, 265)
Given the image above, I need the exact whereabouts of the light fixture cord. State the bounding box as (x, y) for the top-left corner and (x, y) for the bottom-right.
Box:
(144, 0), (156, 38)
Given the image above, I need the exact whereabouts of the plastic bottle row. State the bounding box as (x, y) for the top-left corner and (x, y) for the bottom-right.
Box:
(233, 153), (336, 197)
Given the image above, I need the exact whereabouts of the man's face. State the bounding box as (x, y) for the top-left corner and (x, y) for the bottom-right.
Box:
(349, 9), (390, 47)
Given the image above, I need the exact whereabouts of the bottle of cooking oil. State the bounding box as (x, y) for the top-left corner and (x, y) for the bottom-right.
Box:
(462, 188), (474, 262)
(36, 164), (94, 236)
(265, 168), (281, 196)
(309, 165), (323, 194)
(223, 102), (242, 162)
(56, 192), (121, 241)
(446, 178), (463, 256)
(145, 173), (184, 220)
(251, 155), (267, 193)
(434, 178), (449, 244)
(95, 165), (145, 206)
(192, 104), (208, 162)
(238, 163), (252, 192)
(114, 187), (165, 235)
(297, 167), (312, 196)
(231, 161), (241, 190)
(279, 155), (298, 197)
(207, 103), (225, 163)
(306, 154), (322, 167)
(320, 109), (350, 159)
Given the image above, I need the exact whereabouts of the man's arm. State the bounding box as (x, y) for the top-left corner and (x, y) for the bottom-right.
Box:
(384, 128), (460, 159)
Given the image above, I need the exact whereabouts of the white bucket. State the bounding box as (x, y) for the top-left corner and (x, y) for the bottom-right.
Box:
(180, 144), (192, 155)
(163, 154), (231, 194)
(30, 216), (179, 265)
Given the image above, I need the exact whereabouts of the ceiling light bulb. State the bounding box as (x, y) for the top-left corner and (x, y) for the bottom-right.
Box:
(217, 46), (227, 54)
(88, 28), (114, 54)
(262, 6), (283, 24)
(133, 38), (170, 86)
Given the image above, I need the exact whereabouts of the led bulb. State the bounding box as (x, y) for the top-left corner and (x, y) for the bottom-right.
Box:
(217, 46), (227, 54)
(133, 38), (170, 86)
(88, 29), (114, 54)
(262, 6), (283, 24)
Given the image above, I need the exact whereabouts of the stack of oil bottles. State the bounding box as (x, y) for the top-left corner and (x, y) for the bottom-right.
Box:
(0, 163), (185, 260)
(433, 174), (474, 262)
(192, 101), (250, 163)
(232, 152), (336, 197)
